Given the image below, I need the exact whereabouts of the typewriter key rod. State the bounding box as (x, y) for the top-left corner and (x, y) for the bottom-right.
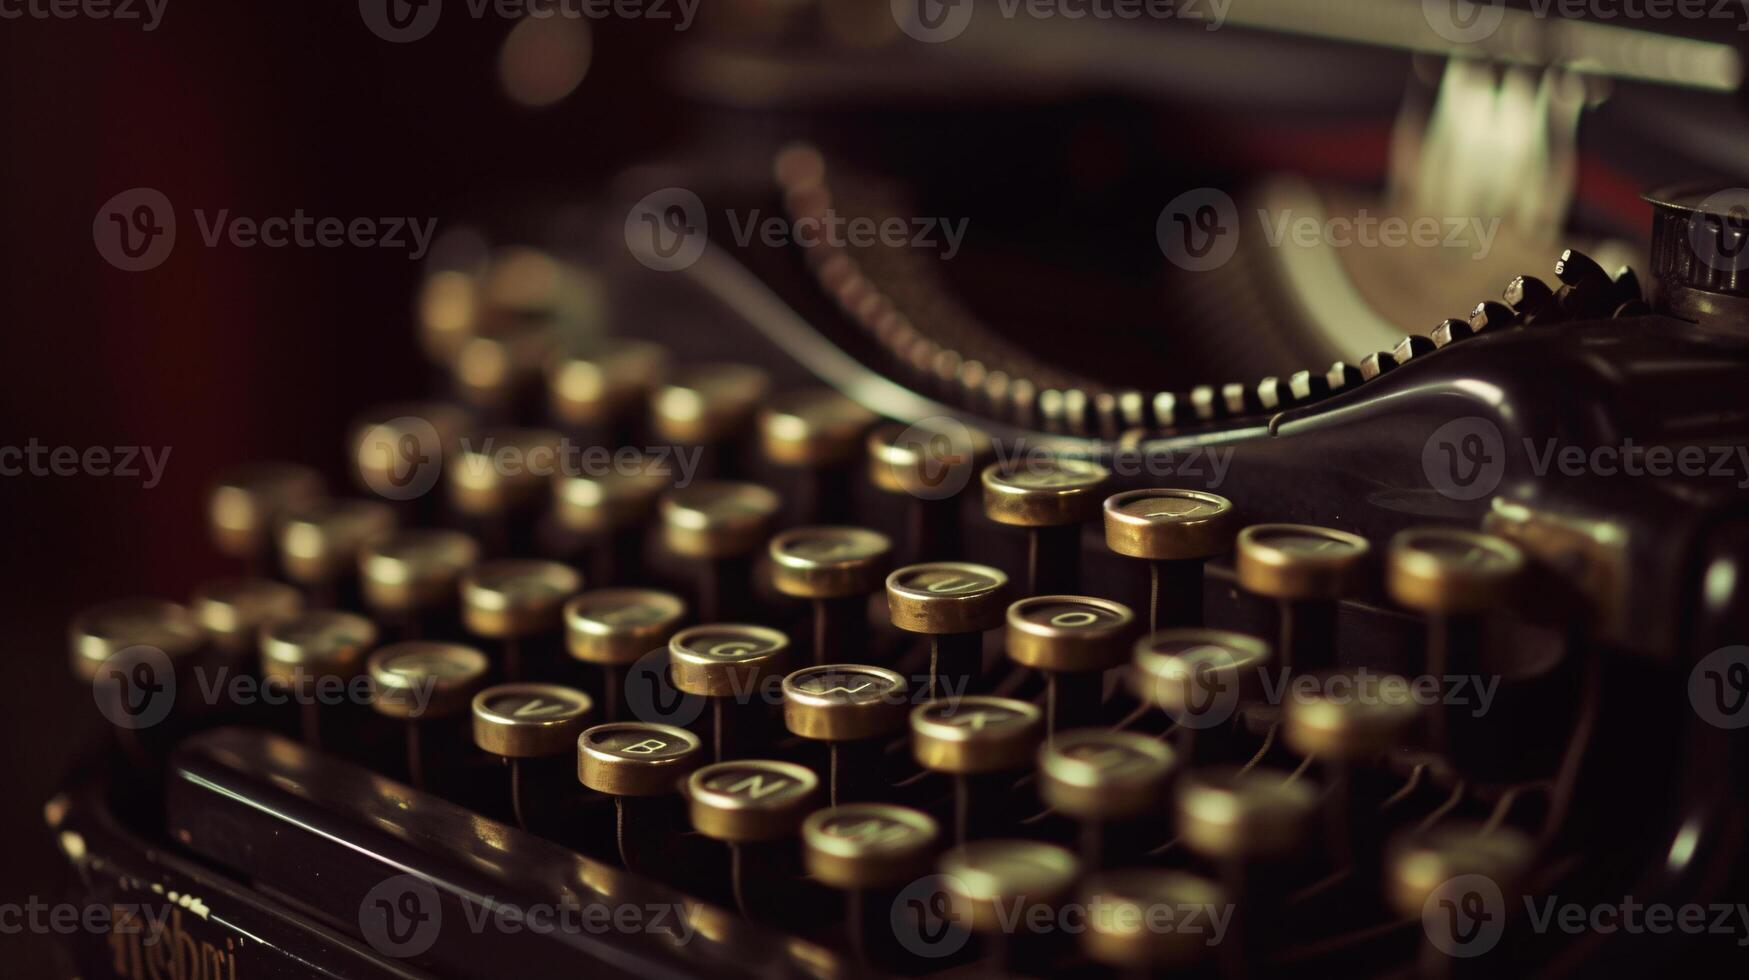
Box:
(867, 421), (992, 563)
(769, 526), (892, 665)
(471, 682), (592, 829)
(358, 527), (479, 639)
(887, 562), (1010, 701)
(782, 664), (910, 806)
(278, 499), (397, 609)
(1102, 488), (1237, 631)
(660, 481), (782, 622)
(460, 559), (581, 682)
(982, 457), (1110, 596)
(70, 597), (206, 769)
(1283, 670), (1421, 869)
(670, 623), (791, 761)
(564, 588), (686, 721)
(1039, 730), (1176, 869)
(759, 387), (876, 523)
(1236, 524), (1371, 675)
(578, 721), (705, 871)
(687, 760), (820, 919)
(368, 642), (489, 790)
(260, 610), (378, 749)
(1006, 595), (1137, 740)
(911, 696), (1044, 844)
(551, 453), (672, 586)
(802, 804), (939, 963)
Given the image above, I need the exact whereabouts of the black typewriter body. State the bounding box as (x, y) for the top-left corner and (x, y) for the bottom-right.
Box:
(42, 6), (1749, 979)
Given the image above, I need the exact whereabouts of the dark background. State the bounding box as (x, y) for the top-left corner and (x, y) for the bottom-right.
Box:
(0, 5), (676, 973)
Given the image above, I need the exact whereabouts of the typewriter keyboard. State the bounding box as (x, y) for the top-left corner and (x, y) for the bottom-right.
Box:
(65, 239), (1633, 979)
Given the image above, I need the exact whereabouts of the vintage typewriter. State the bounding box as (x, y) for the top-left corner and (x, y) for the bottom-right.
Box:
(50, 3), (1749, 977)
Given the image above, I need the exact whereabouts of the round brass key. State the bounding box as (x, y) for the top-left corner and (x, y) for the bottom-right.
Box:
(69, 597), (205, 681)
(912, 696), (1044, 843)
(472, 682), (594, 828)
(1235, 523), (1371, 672)
(547, 338), (667, 429)
(669, 624), (791, 760)
(188, 578), (303, 656)
(1387, 527), (1523, 752)
(1005, 595), (1136, 736)
(578, 721), (707, 871)
(887, 562), (1010, 701)
(1103, 489), (1237, 630)
(368, 641), (491, 789)
(448, 427), (563, 518)
(1041, 729), (1177, 867)
(803, 803), (940, 890)
(769, 526), (892, 663)
(939, 839), (1081, 934)
(552, 454), (673, 535)
(660, 481), (782, 620)
(260, 610), (377, 684)
(1176, 765), (1319, 862)
(472, 682), (593, 757)
(358, 528), (480, 626)
(460, 559), (581, 679)
(350, 402), (467, 501)
(1387, 527), (1524, 615)
(659, 481), (782, 559)
(982, 457), (1110, 594)
(1386, 821), (1534, 922)
(1081, 870), (1227, 970)
(1283, 670), (1421, 759)
(759, 387), (876, 467)
(650, 363), (770, 446)
(1130, 629), (1272, 749)
(208, 462), (325, 564)
(867, 420), (992, 561)
(1236, 523), (1371, 600)
(783, 664), (910, 805)
(1040, 730), (1177, 822)
(257, 609), (377, 747)
(277, 499), (397, 600)
(578, 721), (705, 796)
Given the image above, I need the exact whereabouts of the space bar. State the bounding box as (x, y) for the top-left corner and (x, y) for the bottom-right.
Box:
(165, 727), (811, 980)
